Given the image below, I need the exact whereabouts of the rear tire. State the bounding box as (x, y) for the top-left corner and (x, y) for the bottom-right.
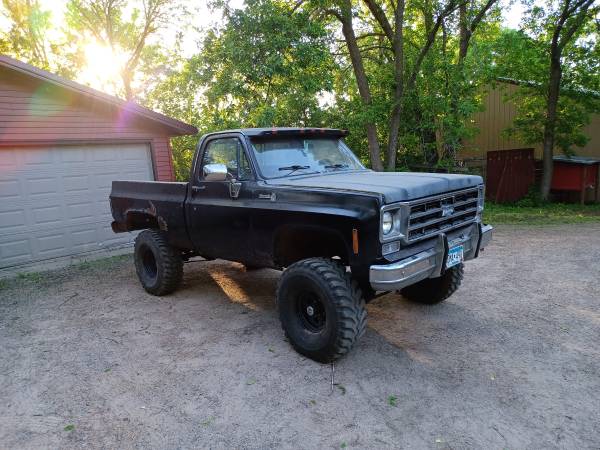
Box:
(277, 258), (367, 363)
(134, 230), (183, 296)
(401, 263), (464, 304)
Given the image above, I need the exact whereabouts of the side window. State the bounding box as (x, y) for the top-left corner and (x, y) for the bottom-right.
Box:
(200, 138), (253, 181)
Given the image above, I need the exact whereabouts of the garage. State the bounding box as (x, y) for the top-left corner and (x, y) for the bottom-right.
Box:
(0, 55), (197, 271)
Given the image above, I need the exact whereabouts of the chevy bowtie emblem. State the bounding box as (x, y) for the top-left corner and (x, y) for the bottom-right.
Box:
(441, 205), (454, 217)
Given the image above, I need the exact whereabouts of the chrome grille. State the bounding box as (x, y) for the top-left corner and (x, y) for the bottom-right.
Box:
(406, 188), (480, 242)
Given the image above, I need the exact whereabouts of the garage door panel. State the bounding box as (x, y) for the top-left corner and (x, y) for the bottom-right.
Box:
(20, 149), (55, 166)
(37, 232), (68, 255)
(0, 209), (26, 230)
(92, 148), (122, 161)
(0, 238), (32, 265)
(70, 227), (98, 246)
(32, 205), (63, 225)
(26, 176), (61, 196)
(0, 143), (154, 269)
(122, 147), (152, 160)
(57, 147), (87, 163)
(0, 179), (20, 198)
(63, 174), (90, 193)
(126, 170), (153, 181)
(65, 201), (94, 221)
(100, 228), (133, 246)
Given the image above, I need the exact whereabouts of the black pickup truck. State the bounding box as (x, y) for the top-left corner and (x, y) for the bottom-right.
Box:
(110, 127), (492, 362)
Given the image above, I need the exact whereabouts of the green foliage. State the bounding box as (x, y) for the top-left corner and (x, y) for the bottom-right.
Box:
(491, 28), (600, 156)
(0, 0), (76, 76)
(148, 0), (335, 179)
(387, 395), (398, 407)
(65, 0), (181, 99)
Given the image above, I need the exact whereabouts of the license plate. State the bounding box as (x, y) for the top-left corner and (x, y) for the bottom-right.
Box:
(446, 245), (464, 269)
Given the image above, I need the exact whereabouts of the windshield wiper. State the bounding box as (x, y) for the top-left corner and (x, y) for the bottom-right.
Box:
(278, 164), (311, 175)
(324, 163), (349, 170)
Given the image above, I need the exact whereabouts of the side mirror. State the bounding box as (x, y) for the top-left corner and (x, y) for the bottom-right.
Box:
(203, 163), (228, 181)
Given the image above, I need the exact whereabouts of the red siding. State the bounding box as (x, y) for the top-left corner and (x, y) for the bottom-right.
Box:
(0, 67), (179, 181)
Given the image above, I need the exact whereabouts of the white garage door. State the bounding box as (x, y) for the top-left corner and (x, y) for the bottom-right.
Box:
(0, 143), (154, 269)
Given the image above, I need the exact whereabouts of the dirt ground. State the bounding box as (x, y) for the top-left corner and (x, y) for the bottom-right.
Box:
(1, 224), (599, 449)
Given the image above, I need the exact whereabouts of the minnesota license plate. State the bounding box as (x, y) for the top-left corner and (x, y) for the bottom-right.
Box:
(446, 245), (464, 269)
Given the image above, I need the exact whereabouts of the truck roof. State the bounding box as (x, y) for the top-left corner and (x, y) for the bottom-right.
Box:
(204, 127), (349, 138)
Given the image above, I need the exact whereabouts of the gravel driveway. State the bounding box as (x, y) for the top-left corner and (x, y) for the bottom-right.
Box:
(1, 224), (599, 449)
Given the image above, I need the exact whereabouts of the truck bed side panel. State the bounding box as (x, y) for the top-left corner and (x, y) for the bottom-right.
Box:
(110, 181), (192, 249)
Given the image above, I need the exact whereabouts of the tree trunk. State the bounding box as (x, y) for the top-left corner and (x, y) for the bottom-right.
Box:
(541, 52), (562, 200)
(121, 70), (134, 101)
(339, 7), (383, 171)
(386, 0), (405, 171)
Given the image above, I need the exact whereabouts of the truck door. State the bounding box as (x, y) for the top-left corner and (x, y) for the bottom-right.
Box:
(186, 135), (256, 262)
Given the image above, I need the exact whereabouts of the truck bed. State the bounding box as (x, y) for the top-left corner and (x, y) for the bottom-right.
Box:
(110, 181), (192, 249)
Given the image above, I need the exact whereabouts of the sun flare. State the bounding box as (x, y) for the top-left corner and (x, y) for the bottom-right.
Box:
(79, 42), (128, 94)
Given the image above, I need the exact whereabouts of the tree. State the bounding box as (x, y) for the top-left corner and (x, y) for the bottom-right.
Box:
(491, 27), (599, 170)
(441, 0), (499, 160)
(322, 0), (384, 170)
(313, 0), (500, 170)
(0, 0), (76, 76)
(522, 0), (599, 199)
(148, 0), (335, 180)
(65, 0), (178, 100)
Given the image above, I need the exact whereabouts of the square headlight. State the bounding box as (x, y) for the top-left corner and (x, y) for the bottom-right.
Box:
(380, 207), (403, 242)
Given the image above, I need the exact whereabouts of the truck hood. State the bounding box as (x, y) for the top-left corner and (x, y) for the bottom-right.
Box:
(265, 170), (483, 203)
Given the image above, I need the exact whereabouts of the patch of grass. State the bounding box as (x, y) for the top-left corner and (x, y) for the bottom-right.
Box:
(16, 271), (48, 283)
(1, 254), (131, 291)
(483, 202), (600, 225)
(0, 270), (50, 291)
(64, 424), (75, 432)
(200, 417), (214, 427)
(335, 384), (346, 395)
(387, 395), (398, 407)
(72, 254), (130, 272)
(246, 377), (257, 385)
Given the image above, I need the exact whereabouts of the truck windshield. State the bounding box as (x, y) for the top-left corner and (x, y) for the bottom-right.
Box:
(249, 137), (365, 179)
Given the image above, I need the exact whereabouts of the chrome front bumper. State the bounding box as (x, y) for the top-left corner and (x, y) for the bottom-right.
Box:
(369, 223), (493, 292)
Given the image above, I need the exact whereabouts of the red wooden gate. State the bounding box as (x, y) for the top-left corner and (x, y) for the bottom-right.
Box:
(486, 148), (535, 203)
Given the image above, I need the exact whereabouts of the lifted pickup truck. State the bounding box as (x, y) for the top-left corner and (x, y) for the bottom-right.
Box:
(110, 127), (492, 362)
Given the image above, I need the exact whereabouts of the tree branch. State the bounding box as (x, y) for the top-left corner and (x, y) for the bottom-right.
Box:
(362, 0), (395, 44)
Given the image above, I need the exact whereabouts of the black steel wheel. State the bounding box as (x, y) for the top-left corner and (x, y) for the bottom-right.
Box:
(277, 258), (367, 363)
(134, 230), (183, 296)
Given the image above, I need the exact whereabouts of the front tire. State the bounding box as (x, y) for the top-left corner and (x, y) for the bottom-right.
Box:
(277, 258), (367, 363)
(134, 230), (183, 296)
(401, 263), (464, 304)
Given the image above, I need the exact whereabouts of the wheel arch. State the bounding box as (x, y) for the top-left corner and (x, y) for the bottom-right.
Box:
(111, 210), (167, 233)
